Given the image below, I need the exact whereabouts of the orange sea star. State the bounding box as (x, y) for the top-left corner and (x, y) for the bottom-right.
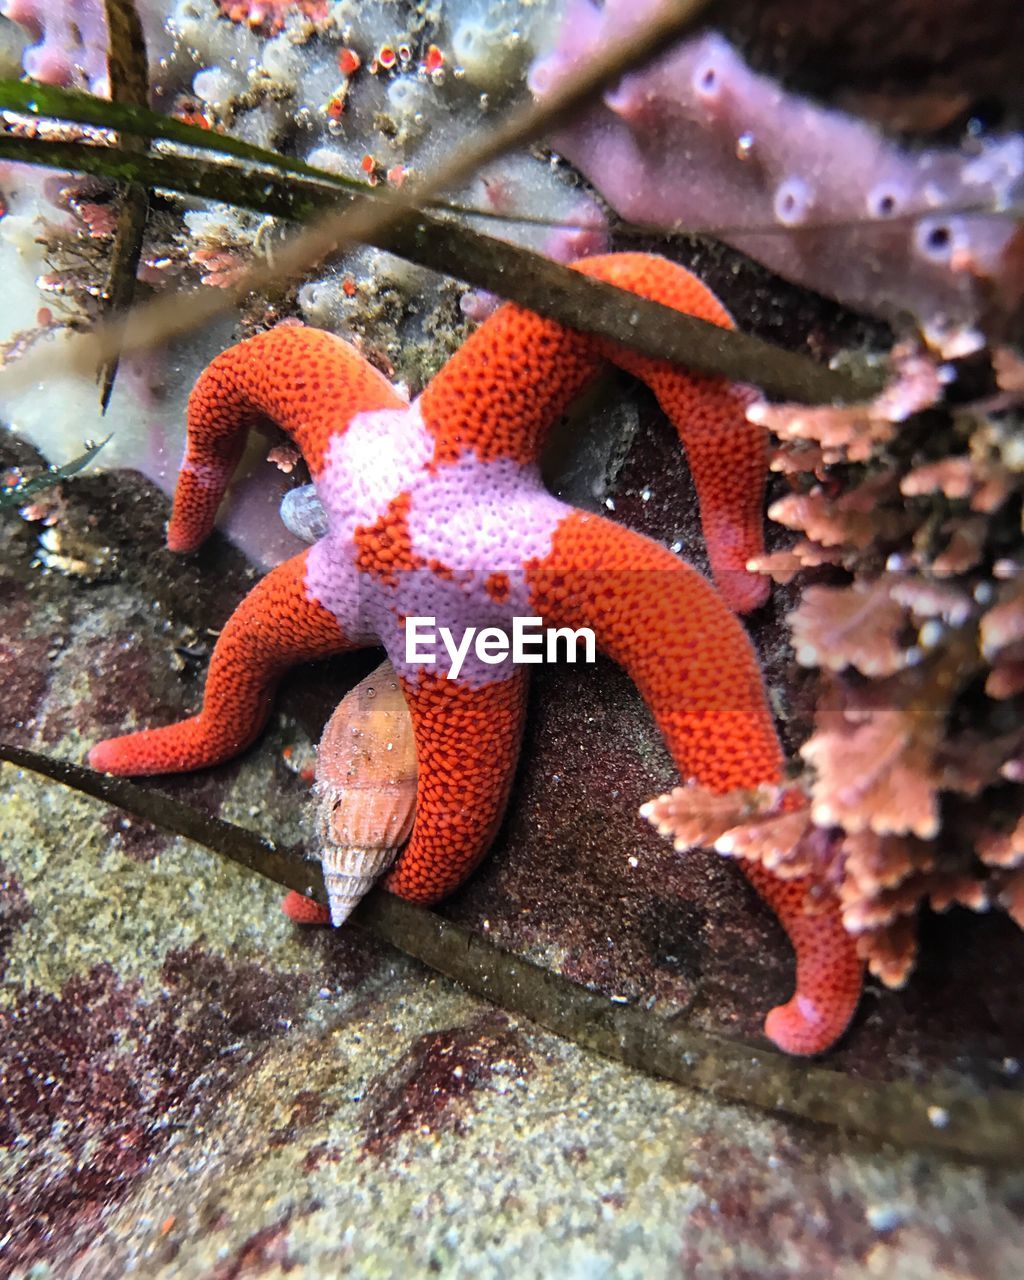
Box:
(89, 253), (862, 1054)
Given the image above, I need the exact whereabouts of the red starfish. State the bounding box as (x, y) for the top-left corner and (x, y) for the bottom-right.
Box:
(89, 253), (862, 1054)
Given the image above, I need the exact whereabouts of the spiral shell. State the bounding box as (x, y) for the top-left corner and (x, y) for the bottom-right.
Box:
(314, 659), (417, 926)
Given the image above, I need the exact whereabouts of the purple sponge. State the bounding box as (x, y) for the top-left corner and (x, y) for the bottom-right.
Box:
(3, 0), (111, 95)
(530, 0), (1022, 332)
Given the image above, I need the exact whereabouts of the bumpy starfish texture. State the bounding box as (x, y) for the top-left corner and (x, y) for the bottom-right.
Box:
(89, 253), (862, 1055)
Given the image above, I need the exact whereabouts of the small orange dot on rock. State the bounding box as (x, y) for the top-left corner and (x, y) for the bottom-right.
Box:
(338, 47), (361, 76)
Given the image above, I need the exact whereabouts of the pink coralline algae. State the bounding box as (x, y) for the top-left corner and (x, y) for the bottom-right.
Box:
(529, 0), (1023, 331)
(681, 355), (1024, 993)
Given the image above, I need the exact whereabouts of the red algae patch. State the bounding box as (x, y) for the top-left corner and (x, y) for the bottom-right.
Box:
(0, 950), (306, 1271)
(360, 1012), (531, 1156)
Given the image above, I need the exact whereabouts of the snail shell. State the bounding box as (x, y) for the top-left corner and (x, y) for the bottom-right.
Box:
(314, 659), (417, 926)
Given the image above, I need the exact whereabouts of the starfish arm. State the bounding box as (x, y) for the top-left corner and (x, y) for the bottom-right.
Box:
(89, 549), (352, 775)
(381, 670), (528, 903)
(527, 510), (862, 1052)
(745, 864), (863, 1056)
(527, 510), (780, 790)
(419, 303), (601, 466)
(169, 325), (403, 552)
(576, 254), (769, 612)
